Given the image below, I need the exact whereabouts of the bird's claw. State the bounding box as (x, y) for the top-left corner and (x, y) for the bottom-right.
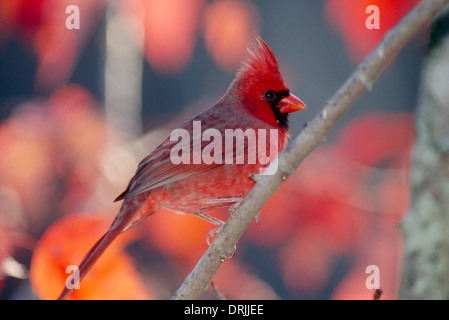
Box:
(228, 198), (244, 218)
(206, 224), (224, 245)
(228, 202), (260, 225)
(220, 245), (237, 262)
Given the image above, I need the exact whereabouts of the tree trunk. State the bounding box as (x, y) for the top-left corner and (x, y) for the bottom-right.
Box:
(401, 10), (449, 299)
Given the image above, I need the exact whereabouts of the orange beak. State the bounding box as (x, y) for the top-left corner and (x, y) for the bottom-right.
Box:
(279, 93), (306, 113)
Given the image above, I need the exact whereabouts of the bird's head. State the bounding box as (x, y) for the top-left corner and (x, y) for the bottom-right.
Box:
(229, 37), (306, 130)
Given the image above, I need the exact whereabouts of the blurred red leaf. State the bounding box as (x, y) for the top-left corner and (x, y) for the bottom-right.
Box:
(0, 105), (53, 194)
(29, 212), (150, 300)
(49, 84), (106, 160)
(47, 85), (108, 214)
(279, 230), (332, 295)
(120, 0), (204, 76)
(0, 84), (108, 224)
(202, 0), (259, 72)
(325, 0), (420, 62)
(0, 0), (45, 42)
(0, 104), (56, 228)
(0, 0), (106, 91)
(253, 146), (368, 254)
(335, 112), (414, 167)
(143, 208), (213, 265)
(246, 188), (300, 247)
(332, 228), (403, 300)
(33, 0), (105, 91)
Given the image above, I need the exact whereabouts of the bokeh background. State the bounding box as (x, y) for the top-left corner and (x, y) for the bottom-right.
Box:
(0, 0), (424, 299)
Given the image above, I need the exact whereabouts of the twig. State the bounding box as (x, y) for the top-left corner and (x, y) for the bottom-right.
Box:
(171, 0), (449, 300)
(374, 288), (383, 300)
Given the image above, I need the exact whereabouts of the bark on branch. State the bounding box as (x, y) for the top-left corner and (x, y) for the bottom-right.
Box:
(171, 0), (449, 300)
(400, 8), (449, 299)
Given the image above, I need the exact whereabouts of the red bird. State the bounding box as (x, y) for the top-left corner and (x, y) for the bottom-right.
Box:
(58, 37), (305, 299)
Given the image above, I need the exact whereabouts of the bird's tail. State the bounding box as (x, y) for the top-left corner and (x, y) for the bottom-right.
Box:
(57, 214), (131, 300)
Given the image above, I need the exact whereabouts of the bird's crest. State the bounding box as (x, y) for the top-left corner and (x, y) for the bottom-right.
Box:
(235, 37), (283, 84)
(232, 37), (286, 94)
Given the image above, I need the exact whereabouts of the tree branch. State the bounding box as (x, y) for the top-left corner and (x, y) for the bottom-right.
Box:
(171, 0), (449, 300)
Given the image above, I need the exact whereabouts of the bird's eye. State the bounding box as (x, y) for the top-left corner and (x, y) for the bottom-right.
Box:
(264, 90), (276, 101)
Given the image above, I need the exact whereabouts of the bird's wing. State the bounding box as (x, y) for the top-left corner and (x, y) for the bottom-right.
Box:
(115, 106), (253, 201)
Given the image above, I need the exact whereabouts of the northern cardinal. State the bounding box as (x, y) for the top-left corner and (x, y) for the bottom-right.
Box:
(58, 37), (305, 299)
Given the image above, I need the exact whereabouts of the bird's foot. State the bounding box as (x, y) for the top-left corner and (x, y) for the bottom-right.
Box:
(206, 223), (224, 245)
